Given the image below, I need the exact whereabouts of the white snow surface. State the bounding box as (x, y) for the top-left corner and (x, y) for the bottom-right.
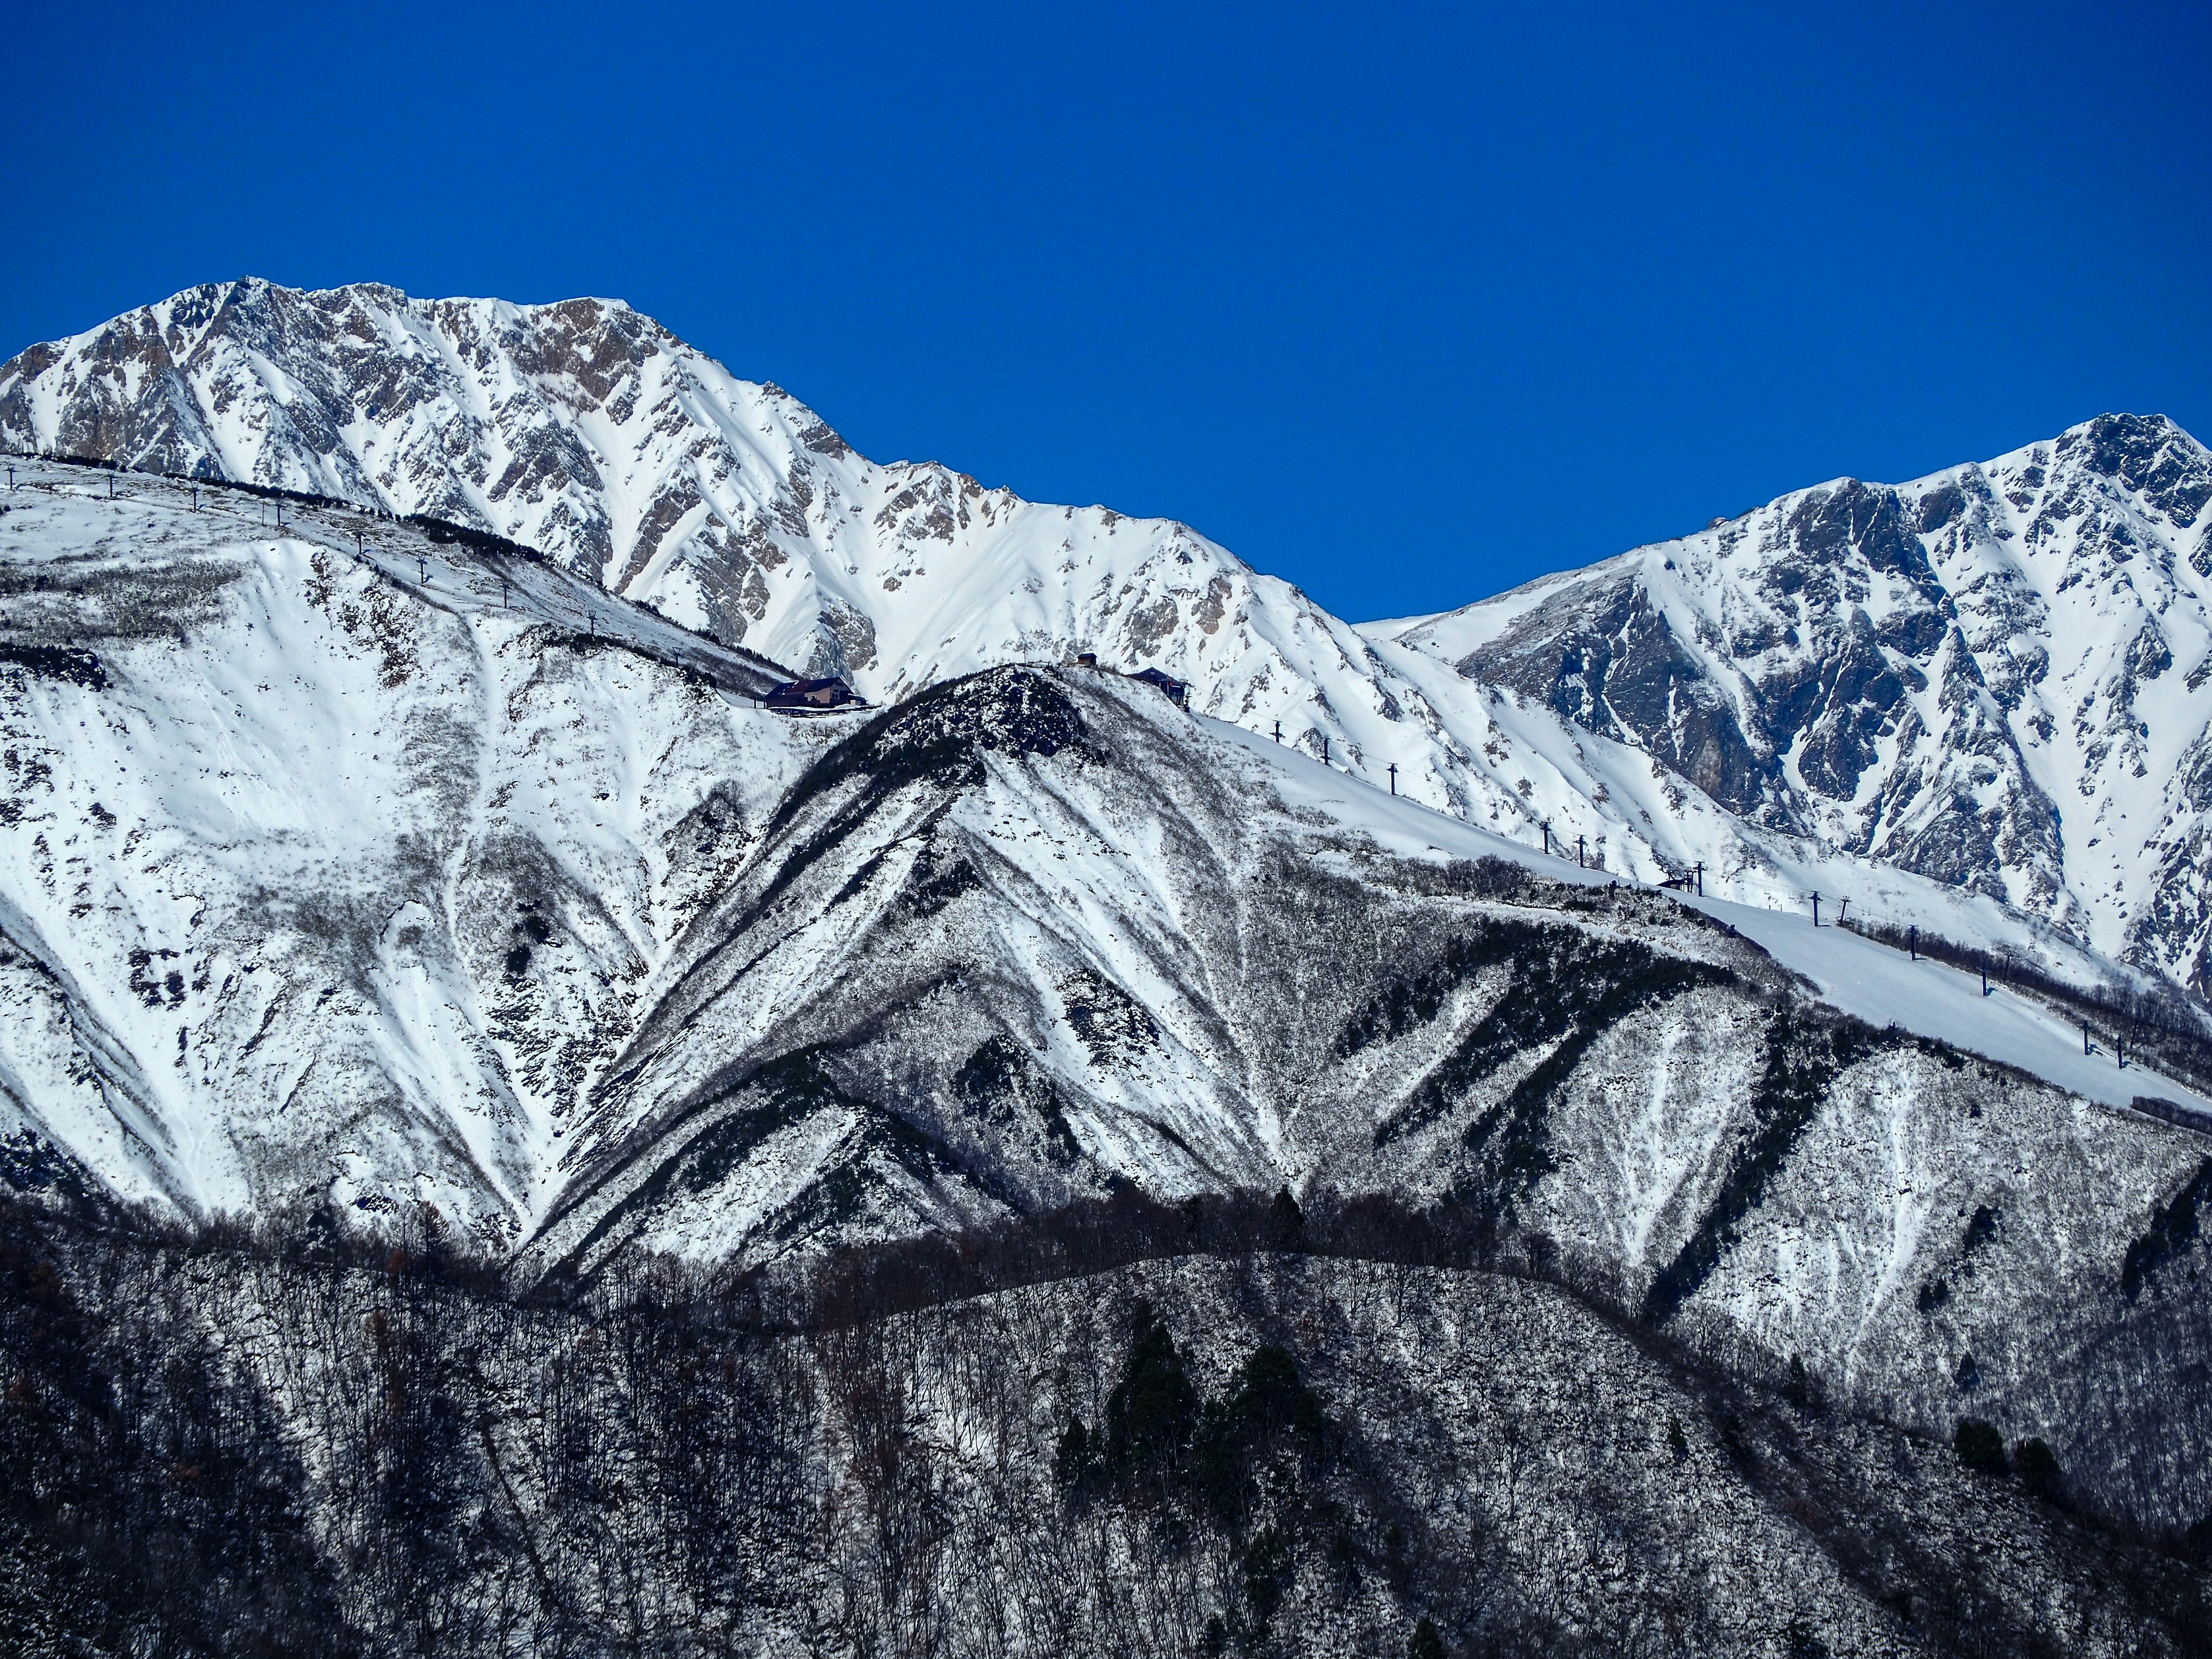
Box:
(3, 289), (2212, 1270)
(0, 459), (832, 1237)
(1680, 892), (2192, 1116)
(1375, 418), (2212, 991)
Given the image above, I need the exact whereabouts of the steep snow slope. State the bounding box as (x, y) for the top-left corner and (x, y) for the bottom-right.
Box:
(0, 457), (824, 1243)
(5, 457), (2212, 1529)
(478, 658), (2212, 1529)
(0, 282), (1599, 866)
(0, 284), (1684, 887)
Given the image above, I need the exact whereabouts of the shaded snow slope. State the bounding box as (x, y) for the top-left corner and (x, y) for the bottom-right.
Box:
(4, 461), (2211, 1513)
(0, 454), (2199, 1271)
(1202, 711), (2207, 1118)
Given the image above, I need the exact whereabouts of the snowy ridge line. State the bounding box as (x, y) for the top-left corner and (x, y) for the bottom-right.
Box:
(3, 440), (397, 517)
(3, 451), (804, 700)
(1838, 915), (2212, 1064)
(0, 453), (851, 1233)
(5, 445), (802, 690)
(326, 521), (802, 700)
(1201, 694), (2199, 1036)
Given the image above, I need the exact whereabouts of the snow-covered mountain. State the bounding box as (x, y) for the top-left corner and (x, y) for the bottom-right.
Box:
(0, 280), (1574, 865)
(7, 449), (2212, 1547)
(1379, 415), (2212, 990)
(0, 460), (821, 1236)
(0, 275), (1433, 737)
(10, 281), (2212, 1650)
(9, 281), (2212, 1002)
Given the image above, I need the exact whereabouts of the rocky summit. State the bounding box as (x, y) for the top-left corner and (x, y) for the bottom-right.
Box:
(1386, 415), (2212, 990)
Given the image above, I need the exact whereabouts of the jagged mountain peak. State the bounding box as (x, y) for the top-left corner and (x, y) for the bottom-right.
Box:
(1381, 410), (2212, 991)
(0, 278), (1293, 696)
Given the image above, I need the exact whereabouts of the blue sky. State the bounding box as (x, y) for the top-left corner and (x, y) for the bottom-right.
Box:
(3, 1), (2205, 622)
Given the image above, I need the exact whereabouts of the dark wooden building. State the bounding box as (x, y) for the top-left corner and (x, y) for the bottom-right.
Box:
(763, 676), (863, 712)
(1129, 666), (1189, 708)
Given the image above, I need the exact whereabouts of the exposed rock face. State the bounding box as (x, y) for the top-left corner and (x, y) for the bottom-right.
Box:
(1391, 415), (2212, 991)
(1463, 573), (1790, 821)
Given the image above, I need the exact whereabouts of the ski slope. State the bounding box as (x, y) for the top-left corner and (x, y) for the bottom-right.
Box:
(1201, 709), (2211, 1119)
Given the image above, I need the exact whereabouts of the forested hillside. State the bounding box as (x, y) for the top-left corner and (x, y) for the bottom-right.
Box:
(4, 1190), (2207, 1658)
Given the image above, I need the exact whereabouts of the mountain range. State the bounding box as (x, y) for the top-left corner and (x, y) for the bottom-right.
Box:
(7, 278), (2211, 998)
(5, 280), (2212, 1652)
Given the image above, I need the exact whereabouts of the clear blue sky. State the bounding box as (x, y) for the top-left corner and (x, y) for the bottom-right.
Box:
(3, 1), (2205, 622)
